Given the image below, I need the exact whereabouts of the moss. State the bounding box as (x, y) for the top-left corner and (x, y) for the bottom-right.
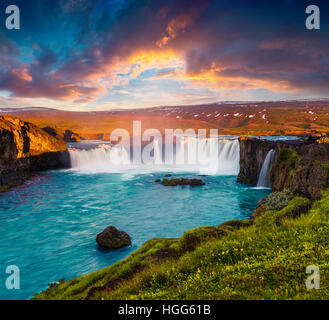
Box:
(322, 163), (329, 176)
(178, 226), (225, 252)
(219, 219), (252, 231)
(295, 167), (303, 174)
(254, 197), (310, 227)
(278, 148), (301, 169)
(0, 185), (11, 193)
(162, 178), (205, 186)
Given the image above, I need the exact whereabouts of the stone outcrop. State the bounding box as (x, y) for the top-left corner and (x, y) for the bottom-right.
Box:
(42, 126), (85, 143)
(0, 114), (70, 191)
(270, 141), (329, 199)
(156, 177), (205, 186)
(238, 136), (329, 199)
(237, 137), (275, 185)
(96, 226), (131, 249)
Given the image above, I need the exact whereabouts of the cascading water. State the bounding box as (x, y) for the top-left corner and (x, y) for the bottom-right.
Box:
(69, 146), (130, 173)
(256, 149), (276, 188)
(69, 137), (240, 175)
(175, 137), (240, 175)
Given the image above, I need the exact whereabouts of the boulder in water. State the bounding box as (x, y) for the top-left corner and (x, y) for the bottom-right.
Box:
(162, 178), (205, 186)
(96, 226), (131, 249)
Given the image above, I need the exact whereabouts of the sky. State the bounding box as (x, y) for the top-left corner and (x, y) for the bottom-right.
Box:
(0, 0), (328, 111)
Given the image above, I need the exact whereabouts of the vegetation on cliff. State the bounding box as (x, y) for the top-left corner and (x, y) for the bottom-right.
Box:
(277, 148), (301, 170)
(271, 142), (329, 199)
(265, 189), (292, 211)
(238, 137), (329, 199)
(34, 188), (329, 300)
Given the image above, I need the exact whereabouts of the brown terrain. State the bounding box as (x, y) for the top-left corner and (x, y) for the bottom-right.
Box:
(1, 100), (328, 140)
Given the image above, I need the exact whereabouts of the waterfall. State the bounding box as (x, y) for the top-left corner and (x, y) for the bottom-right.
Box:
(175, 137), (240, 175)
(69, 146), (130, 173)
(69, 138), (240, 175)
(257, 149), (275, 188)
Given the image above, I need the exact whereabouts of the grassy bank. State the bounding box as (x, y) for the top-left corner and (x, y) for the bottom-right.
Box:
(34, 189), (329, 300)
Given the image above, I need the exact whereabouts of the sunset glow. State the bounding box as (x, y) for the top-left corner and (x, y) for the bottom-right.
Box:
(0, 0), (328, 110)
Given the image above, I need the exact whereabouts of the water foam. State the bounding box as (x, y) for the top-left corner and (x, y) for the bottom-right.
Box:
(69, 137), (240, 175)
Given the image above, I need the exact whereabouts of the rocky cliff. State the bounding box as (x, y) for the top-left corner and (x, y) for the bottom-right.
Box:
(238, 136), (329, 199)
(42, 126), (85, 143)
(237, 137), (276, 184)
(0, 115), (70, 192)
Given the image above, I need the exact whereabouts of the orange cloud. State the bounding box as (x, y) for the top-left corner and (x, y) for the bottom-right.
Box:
(156, 5), (204, 48)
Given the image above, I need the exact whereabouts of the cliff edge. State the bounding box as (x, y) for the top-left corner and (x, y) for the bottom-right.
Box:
(0, 114), (70, 192)
(238, 136), (329, 199)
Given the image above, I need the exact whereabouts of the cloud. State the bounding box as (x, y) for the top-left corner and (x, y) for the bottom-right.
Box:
(0, 0), (329, 108)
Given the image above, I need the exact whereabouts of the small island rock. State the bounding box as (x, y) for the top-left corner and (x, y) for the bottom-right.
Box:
(162, 178), (205, 186)
(96, 226), (131, 249)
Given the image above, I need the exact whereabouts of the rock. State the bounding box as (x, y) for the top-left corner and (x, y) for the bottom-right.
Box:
(270, 142), (329, 199)
(162, 178), (205, 186)
(42, 126), (85, 142)
(237, 136), (329, 199)
(237, 137), (275, 184)
(164, 174), (172, 177)
(96, 226), (131, 249)
(0, 115), (70, 192)
(154, 179), (161, 183)
(250, 204), (267, 220)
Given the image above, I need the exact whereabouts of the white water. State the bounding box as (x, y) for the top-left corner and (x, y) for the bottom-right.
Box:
(69, 138), (240, 175)
(69, 146), (130, 173)
(256, 149), (275, 189)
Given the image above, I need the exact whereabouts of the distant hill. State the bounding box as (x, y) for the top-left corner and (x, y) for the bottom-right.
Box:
(1, 100), (329, 139)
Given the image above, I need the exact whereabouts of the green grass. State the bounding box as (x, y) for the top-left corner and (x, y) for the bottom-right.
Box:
(33, 190), (329, 300)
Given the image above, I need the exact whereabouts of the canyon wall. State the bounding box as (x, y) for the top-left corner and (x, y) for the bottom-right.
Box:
(0, 115), (70, 191)
(238, 136), (329, 199)
(237, 137), (275, 185)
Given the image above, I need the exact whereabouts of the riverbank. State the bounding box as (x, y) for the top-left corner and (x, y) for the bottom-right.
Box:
(33, 188), (329, 299)
(33, 138), (329, 300)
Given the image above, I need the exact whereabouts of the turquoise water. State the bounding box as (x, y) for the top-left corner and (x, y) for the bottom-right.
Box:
(0, 169), (270, 300)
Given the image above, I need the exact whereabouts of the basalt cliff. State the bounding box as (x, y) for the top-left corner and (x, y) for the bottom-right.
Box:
(238, 136), (329, 199)
(0, 114), (70, 192)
